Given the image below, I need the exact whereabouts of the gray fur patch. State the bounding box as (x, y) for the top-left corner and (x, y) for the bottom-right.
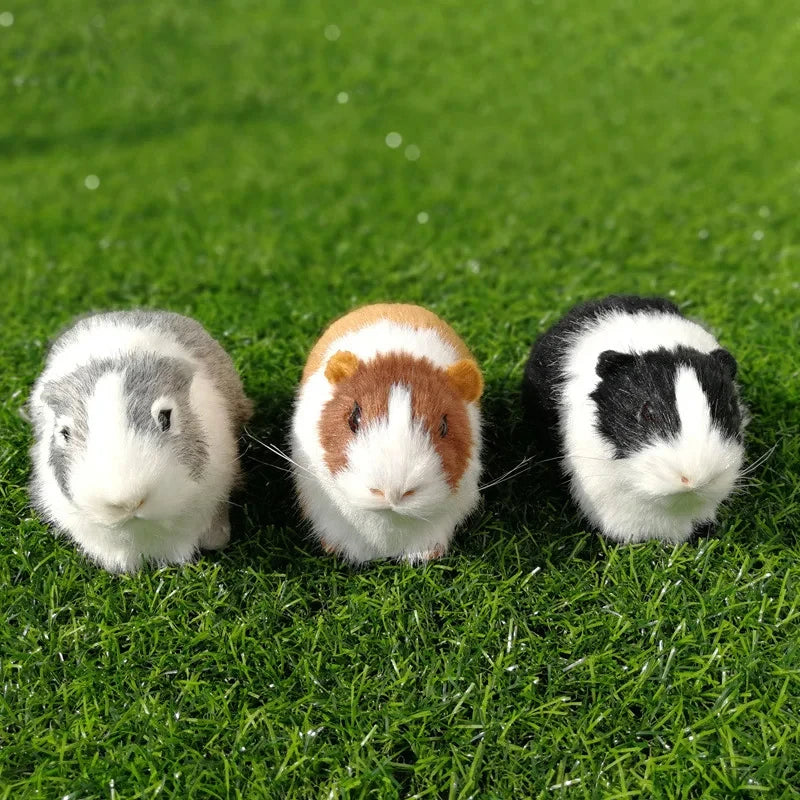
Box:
(39, 354), (209, 496)
(51, 310), (253, 429)
(122, 354), (209, 479)
(41, 362), (102, 499)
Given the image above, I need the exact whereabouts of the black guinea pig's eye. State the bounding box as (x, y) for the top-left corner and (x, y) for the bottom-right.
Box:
(348, 402), (361, 433)
(157, 409), (172, 432)
(639, 401), (654, 424)
(439, 414), (448, 438)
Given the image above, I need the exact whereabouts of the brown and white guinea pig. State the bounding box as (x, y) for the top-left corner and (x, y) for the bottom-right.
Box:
(28, 310), (253, 572)
(290, 303), (484, 564)
(522, 295), (748, 544)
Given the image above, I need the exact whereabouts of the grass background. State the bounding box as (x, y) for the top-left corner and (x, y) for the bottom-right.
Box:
(1, 0), (799, 797)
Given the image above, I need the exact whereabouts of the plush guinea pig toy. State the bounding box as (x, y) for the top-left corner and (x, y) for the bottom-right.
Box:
(291, 303), (483, 564)
(28, 310), (253, 572)
(522, 295), (747, 544)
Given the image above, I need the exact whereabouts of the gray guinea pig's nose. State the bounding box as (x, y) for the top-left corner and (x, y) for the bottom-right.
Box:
(105, 496), (147, 515)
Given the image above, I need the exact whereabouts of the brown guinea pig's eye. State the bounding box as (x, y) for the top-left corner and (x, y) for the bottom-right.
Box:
(348, 402), (361, 433)
(439, 414), (448, 438)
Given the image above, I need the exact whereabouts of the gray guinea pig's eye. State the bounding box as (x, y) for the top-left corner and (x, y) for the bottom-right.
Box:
(157, 409), (172, 432)
(59, 426), (71, 443)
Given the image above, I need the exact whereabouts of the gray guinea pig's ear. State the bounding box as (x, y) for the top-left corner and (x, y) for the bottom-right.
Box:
(171, 358), (197, 389)
(39, 379), (63, 409)
(710, 348), (737, 380)
(596, 350), (636, 380)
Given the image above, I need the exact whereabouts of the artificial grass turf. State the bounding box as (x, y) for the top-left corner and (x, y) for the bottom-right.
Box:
(1, 0), (799, 796)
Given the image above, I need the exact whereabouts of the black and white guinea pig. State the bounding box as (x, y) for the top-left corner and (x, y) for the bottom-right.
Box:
(28, 310), (253, 572)
(522, 295), (748, 544)
(291, 303), (484, 564)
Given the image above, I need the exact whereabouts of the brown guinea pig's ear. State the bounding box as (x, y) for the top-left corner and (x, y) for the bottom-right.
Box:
(446, 359), (483, 403)
(325, 350), (360, 384)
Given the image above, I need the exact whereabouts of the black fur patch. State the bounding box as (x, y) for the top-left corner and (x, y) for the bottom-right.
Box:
(693, 348), (742, 441)
(521, 295), (681, 452)
(591, 349), (681, 456)
(590, 346), (743, 457)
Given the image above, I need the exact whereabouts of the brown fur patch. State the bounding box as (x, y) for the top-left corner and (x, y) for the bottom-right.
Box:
(325, 350), (360, 384)
(302, 303), (476, 383)
(319, 352), (473, 488)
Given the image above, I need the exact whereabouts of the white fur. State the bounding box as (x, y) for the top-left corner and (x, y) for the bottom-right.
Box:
(561, 310), (745, 543)
(291, 321), (482, 563)
(30, 318), (240, 572)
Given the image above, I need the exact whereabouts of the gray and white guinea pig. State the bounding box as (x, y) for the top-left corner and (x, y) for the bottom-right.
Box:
(522, 295), (748, 544)
(291, 303), (484, 564)
(28, 310), (253, 572)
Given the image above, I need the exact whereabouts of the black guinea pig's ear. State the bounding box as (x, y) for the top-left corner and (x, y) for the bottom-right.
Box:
(596, 350), (636, 380)
(710, 348), (737, 380)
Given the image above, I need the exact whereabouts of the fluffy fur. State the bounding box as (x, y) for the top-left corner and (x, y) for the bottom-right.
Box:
(291, 304), (483, 564)
(28, 311), (252, 572)
(522, 296), (747, 544)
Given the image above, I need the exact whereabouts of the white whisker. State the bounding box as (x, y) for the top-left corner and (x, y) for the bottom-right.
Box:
(243, 428), (320, 482)
(263, 443), (319, 481)
(738, 443), (778, 477)
(479, 454), (539, 491)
